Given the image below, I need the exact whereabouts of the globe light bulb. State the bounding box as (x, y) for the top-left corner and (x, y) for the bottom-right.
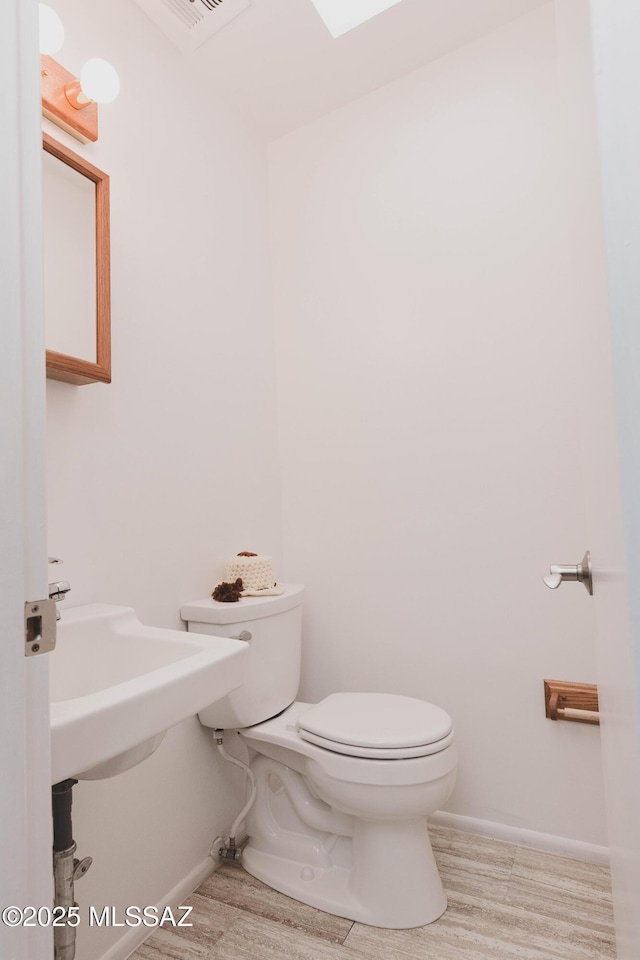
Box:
(80, 58), (120, 105)
(39, 4), (64, 55)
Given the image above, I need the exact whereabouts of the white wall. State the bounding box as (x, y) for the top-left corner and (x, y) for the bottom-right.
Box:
(270, 4), (609, 846)
(44, 0), (281, 955)
(42, 6), (614, 952)
(583, 0), (640, 951)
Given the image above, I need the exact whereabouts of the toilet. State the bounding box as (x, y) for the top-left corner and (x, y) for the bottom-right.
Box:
(180, 584), (457, 929)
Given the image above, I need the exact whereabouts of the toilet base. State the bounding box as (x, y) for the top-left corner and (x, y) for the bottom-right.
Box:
(241, 816), (447, 929)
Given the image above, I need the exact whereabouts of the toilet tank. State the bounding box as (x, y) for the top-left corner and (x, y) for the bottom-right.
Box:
(180, 584), (303, 729)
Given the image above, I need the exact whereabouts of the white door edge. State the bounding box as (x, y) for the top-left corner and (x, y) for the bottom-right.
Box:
(564, 1), (640, 956)
(0, 1), (53, 957)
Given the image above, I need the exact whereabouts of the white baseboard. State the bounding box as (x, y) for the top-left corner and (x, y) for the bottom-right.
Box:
(429, 810), (609, 866)
(98, 857), (216, 960)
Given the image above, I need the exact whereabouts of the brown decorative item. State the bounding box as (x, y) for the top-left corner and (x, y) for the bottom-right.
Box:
(237, 551), (257, 557)
(212, 578), (244, 603)
(544, 679), (599, 724)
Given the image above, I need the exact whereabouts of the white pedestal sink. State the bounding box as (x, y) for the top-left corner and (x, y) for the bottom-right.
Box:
(49, 603), (248, 784)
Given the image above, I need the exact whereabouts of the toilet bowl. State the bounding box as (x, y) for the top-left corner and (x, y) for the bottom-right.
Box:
(239, 697), (456, 928)
(181, 585), (457, 929)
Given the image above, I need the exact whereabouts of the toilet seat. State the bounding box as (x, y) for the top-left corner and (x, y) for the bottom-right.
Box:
(298, 727), (455, 759)
(296, 692), (453, 760)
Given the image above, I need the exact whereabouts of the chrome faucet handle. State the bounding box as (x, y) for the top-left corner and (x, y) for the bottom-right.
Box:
(47, 561), (69, 619)
(48, 578), (71, 620)
(48, 581), (71, 601)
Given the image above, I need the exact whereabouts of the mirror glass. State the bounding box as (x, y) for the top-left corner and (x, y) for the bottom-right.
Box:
(43, 149), (96, 361)
(43, 134), (111, 385)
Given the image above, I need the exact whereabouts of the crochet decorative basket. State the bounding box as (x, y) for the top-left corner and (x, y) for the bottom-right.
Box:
(225, 555), (275, 591)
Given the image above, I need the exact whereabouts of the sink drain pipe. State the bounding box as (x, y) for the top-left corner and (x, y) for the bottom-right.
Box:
(52, 779), (92, 960)
(211, 731), (257, 862)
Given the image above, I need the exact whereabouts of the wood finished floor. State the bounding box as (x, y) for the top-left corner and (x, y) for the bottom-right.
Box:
(130, 826), (616, 960)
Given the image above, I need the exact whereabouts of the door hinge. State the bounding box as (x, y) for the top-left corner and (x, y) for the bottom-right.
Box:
(24, 598), (57, 657)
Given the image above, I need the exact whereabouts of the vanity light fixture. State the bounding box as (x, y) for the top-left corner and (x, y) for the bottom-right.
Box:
(309, 0), (404, 38)
(38, 3), (64, 55)
(39, 4), (120, 143)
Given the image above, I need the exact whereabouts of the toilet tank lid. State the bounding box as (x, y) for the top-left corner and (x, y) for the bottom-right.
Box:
(180, 583), (304, 625)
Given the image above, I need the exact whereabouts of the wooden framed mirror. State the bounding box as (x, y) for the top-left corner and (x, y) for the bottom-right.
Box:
(43, 133), (111, 385)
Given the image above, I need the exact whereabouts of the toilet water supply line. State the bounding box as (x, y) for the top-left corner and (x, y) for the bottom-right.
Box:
(211, 730), (257, 861)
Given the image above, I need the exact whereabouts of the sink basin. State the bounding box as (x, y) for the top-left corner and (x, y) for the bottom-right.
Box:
(49, 603), (247, 783)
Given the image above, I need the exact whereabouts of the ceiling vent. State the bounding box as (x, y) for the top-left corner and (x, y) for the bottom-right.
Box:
(133, 0), (251, 53)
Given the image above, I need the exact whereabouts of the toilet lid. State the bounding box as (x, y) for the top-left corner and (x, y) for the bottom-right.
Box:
(296, 693), (453, 758)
